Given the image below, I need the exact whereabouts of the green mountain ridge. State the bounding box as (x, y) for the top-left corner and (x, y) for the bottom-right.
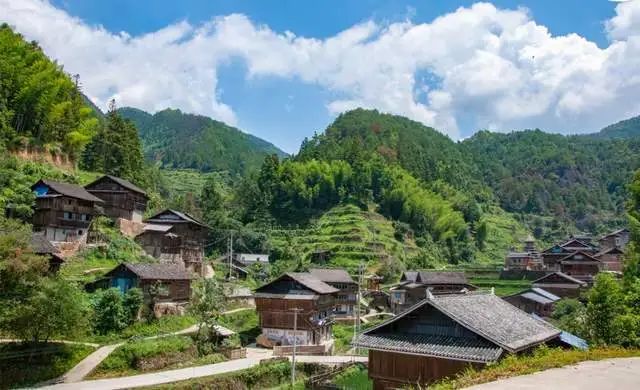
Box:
(118, 107), (287, 175)
(590, 115), (640, 140)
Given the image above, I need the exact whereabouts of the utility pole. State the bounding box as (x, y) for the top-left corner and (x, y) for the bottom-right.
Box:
(227, 230), (234, 280)
(290, 308), (303, 386)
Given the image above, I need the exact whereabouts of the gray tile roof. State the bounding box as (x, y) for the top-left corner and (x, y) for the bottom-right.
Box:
(309, 268), (355, 284)
(401, 271), (419, 282)
(287, 272), (339, 294)
(30, 233), (60, 255)
(145, 209), (208, 228)
(418, 271), (469, 285)
(85, 175), (147, 196)
(33, 179), (104, 203)
(360, 292), (560, 355)
(533, 272), (587, 285)
(530, 288), (561, 301)
(120, 262), (195, 280)
(354, 333), (503, 363)
(428, 293), (559, 352)
(520, 292), (555, 305)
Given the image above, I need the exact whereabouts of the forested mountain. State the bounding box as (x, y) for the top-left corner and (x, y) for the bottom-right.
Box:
(0, 24), (99, 159)
(118, 107), (287, 175)
(590, 115), (640, 140)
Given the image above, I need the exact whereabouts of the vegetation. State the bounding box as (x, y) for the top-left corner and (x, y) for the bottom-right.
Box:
(91, 287), (143, 335)
(430, 346), (640, 390)
(332, 363), (372, 390)
(190, 278), (227, 355)
(82, 315), (198, 344)
(0, 24), (99, 159)
(0, 342), (94, 388)
(118, 107), (286, 175)
(217, 309), (260, 346)
(143, 360), (322, 390)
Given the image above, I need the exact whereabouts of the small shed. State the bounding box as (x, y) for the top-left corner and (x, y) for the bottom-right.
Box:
(532, 272), (587, 298)
(103, 262), (195, 303)
(30, 233), (64, 273)
(503, 287), (561, 318)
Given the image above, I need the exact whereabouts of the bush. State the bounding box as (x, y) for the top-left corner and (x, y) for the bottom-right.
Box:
(123, 288), (143, 324)
(92, 288), (127, 335)
(97, 336), (193, 373)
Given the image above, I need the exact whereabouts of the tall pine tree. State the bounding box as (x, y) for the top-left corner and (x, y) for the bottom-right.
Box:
(81, 100), (145, 184)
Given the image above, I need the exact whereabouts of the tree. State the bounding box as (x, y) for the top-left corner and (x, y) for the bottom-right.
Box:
(586, 273), (625, 345)
(123, 287), (143, 325)
(3, 278), (90, 343)
(92, 288), (127, 335)
(201, 175), (226, 228)
(81, 101), (145, 184)
(550, 298), (586, 337)
(190, 278), (226, 355)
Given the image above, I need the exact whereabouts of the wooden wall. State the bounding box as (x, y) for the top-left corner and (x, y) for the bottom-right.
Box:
(368, 350), (484, 390)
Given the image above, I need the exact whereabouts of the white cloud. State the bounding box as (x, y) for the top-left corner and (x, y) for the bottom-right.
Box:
(1, 0), (640, 141)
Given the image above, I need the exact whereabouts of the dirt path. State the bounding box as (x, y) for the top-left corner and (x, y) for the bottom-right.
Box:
(464, 357), (640, 390)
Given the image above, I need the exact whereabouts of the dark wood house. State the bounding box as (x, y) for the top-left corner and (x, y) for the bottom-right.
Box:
(30, 233), (65, 273)
(389, 271), (476, 313)
(103, 262), (194, 303)
(254, 272), (338, 354)
(596, 246), (625, 272)
(310, 268), (357, 318)
(31, 179), (104, 242)
(135, 209), (209, 275)
(503, 287), (561, 318)
(532, 272), (587, 298)
(354, 292), (561, 389)
(558, 251), (602, 283)
(85, 175), (148, 222)
(541, 238), (597, 271)
(598, 228), (630, 250)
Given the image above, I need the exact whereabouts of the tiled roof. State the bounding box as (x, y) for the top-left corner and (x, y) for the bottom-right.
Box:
(559, 251), (602, 263)
(418, 271), (469, 285)
(30, 233), (60, 255)
(401, 271), (419, 282)
(145, 209), (208, 228)
(143, 224), (174, 232)
(85, 175), (147, 196)
(530, 288), (561, 301)
(600, 228), (628, 239)
(361, 292), (560, 355)
(33, 179), (104, 203)
(287, 272), (339, 294)
(520, 292), (555, 305)
(309, 268), (355, 284)
(532, 272), (587, 285)
(119, 263), (195, 280)
(354, 333), (503, 363)
(430, 294), (559, 352)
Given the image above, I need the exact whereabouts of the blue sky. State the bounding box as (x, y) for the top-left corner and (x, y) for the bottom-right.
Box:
(4, 1), (639, 153)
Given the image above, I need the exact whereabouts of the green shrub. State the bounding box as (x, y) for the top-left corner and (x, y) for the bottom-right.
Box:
(92, 288), (127, 335)
(123, 288), (143, 324)
(97, 336), (193, 372)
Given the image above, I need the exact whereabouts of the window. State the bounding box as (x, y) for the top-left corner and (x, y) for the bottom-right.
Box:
(80, 214), (88, 221)
(63, 212), (73, 220)
(78, 230), (83, 236)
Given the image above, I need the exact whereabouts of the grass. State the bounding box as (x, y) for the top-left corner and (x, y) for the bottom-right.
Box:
(431, 346), (640, 389)
(473, 207), (530, 266)
(332, 363), (372, 389)
(90, 335), (227, 378)
(0, 342), (94, 388)
(143, 361), (320, 389)
(469, 278), (531, 297)
(333, 317), (389, 353)
(81, 315), (198, 344)
(218, 309), (260, 346)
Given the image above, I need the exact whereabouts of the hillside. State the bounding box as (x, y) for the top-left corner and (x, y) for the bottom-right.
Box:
(119, 107), (287, 175)
(591, 115), (640, 140)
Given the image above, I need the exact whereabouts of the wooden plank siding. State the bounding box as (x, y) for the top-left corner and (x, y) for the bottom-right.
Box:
(368, 350), (484, 390)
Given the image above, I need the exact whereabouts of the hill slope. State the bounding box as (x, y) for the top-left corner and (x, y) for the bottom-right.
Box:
(591, 115), (640, 140)
(119, 107), (286, 175)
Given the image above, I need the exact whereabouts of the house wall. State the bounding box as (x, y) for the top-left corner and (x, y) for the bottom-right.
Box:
(33, 196), (96, 242)
(86, 179), (147, 221)
(368, 350), (484, 390)
(532, 283), (582, 298)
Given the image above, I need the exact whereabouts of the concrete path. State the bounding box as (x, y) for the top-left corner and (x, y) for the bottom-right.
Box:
(464, 357), (640, 390)
(60, 343), (124, 383)
(40, 349), (361, 390)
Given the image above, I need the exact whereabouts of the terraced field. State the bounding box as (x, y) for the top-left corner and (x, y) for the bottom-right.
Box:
(269, 204), (419, 274)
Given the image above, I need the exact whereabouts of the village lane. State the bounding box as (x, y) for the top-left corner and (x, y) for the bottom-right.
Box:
(464, 357), (640, 390)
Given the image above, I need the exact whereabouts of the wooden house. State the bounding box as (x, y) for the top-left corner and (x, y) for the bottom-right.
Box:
(541, 238), (597, 271)
(598, 228), (629, 250)
(31, 179), (104, 242)
(310, 268), (357, 318)
(503, 288), (561, 318)
(366, 274), (383, 291)
(558, 251), (602, 283)
(254, 272), (338, 355)
(30, 233), (64, 273)
(135, 209), (209, 274)
(354, 292), (561, 389)
(389, 271), (476, 314)
(504, 235), (543, 271)
(234, 253), (269, 266)
(85, 175), (148, 222)
(103, 262), (194, 303)
(532, 272), (587, 298)
(595, 246), (625, 272)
